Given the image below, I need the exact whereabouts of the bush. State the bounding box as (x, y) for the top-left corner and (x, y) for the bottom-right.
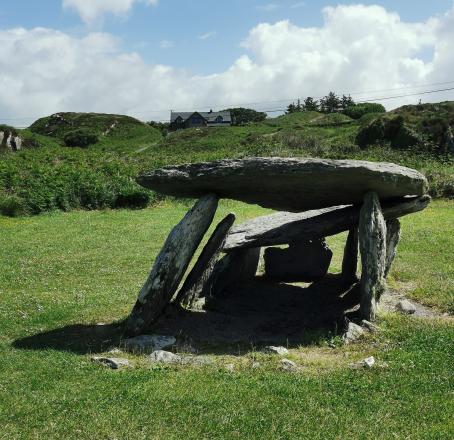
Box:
(113, 180), (152, 209)
(225, 108), (267, 125)
(64, 129), (99, 148)
(344, 103), (386, 120)
(0, 194), (26, 216)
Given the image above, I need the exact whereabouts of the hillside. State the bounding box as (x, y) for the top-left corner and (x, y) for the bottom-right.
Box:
(30, 112), (162, 153)
(0, 106), (453, 216)
(357, 101), (454, 152)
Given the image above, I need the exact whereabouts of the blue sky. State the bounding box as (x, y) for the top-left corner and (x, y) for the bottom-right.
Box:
(1, 1), (454, 124)
(2, 0), (452, 74)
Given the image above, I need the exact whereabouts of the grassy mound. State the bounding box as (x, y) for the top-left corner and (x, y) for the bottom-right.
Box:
(29, 112), (161, 152)
(357, 101), (454, 153)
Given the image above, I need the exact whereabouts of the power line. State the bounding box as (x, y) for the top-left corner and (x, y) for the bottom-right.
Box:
(2, 81), (454, 123)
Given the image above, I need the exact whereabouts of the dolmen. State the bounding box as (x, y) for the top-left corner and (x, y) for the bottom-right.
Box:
(125, 157), (430, 336)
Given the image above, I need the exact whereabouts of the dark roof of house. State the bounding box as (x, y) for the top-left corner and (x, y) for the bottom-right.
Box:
(170, 110), (232, 123)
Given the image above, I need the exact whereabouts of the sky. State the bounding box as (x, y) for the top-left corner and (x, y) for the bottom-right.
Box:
(1, 0), (454, 126)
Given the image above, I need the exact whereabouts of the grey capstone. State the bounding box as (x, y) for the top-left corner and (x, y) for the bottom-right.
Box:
(138, 158), (428, 213)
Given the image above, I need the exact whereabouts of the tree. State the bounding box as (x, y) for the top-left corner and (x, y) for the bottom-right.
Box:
(224, 108), (267, 125)
(320, 92), (341, 113)
(304, 97), (319, 112)
(341, 95), (355, 109)
(286, 103), (297, 114)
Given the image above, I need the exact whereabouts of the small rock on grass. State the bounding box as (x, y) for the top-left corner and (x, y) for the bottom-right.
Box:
(361, 319), (381, 333)
(396, 300), (416, 314)
(263, 346), (289, 356)
(349, 356), (376, 369)
(148, 350), (181, 364)
(225, 363), (235, 372)
(281, 359), (298, 371)
(123, 335), (176, 354)
(91, 357), (130, 370)
(342, 322), (365, 344)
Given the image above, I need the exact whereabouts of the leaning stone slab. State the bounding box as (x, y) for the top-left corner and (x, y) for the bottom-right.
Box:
(138, 158), (428, 213)
(224, 195), (430, 251)
(125, 194), (218, 336)
(359, 192), (387, 321)
(264, 239), (332, 282)
(341, 228), (359, 284)
(177, 213), (236, 309)
(384, 218), (401, 277)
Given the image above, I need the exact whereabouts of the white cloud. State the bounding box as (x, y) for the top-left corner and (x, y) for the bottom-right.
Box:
(62, 0), (159, 24)
(197, 31), (217, 40)
(1, 4), (454, 127)
(291, 2), (306, 9)
(257, 3), (279, 12)
(159, 39), (173, 49)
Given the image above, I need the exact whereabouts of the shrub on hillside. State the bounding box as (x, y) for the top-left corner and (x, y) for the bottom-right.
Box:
(225, 108), (267, 125)
(0, 194), (26, 216)
(356, 115), (421, 150)
(344, 103), (386, 120)
(64, 129), (99, 148)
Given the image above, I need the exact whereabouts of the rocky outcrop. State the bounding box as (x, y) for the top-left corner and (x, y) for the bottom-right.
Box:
(138, 158), (428, 213)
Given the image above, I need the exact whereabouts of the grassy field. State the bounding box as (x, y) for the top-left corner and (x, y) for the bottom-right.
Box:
(0, 199), (453, 439)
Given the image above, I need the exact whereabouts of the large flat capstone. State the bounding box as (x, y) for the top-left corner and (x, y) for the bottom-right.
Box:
(138, 158), (428, 212)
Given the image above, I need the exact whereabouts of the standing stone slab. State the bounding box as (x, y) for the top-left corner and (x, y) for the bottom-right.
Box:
(359, 192), (387, 321)
(341, 228), (359, 284)
(125, 194), (218, 336)
(385, 218), (401, 278)
(205, 247), (261, 299)
(138, 158), (428, 213)
(264, 239), (332, 282)
(177, 213), (236, 309)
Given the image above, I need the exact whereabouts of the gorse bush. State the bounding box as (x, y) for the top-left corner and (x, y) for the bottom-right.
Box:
(64, 129), (99, 148)
(0, 147), (155, 216)
(344, 103), (386, 120)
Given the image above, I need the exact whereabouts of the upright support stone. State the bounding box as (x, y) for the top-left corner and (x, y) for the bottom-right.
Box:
(125, 194), (218, 336)
(341, 228), (359, 284)
(385, 218), (401, 278)
(359, 192), (387, 321)
(205, 247), (261, 301)
(176, 213), (236, 310)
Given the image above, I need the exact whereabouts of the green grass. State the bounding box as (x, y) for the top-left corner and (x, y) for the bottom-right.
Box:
(0, 200), (453, 439)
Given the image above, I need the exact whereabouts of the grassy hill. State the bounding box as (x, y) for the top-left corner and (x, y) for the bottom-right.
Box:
(0, 106), (453, 216)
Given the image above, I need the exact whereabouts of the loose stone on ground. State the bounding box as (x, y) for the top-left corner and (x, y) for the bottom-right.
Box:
(122, 334), (176, 354)
(91, 357), (130, 370)
(262, 346), (289, 356)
